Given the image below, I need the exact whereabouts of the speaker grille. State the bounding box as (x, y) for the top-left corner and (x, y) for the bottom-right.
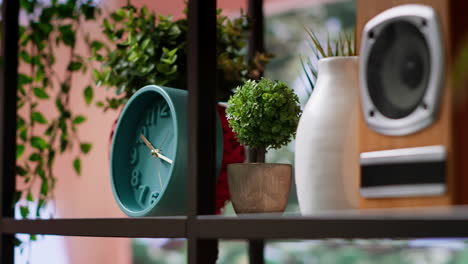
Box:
(367, 21), (431, 119)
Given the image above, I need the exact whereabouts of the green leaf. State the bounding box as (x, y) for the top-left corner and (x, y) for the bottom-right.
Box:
(73, 115), (86, 124)
(36, 198), (46, 217)
(61, 83), (70, 93)
(27, 191), (34, 202)
(18, 74), (33, 85)
(128, 51), (140, 62)
(18, 117), (26, 127)
(60, 133), (68, 153)
(45, 122), (55, 136)
(93, 69), (101, 83)
(55, 98), (65, 113)
(20, 206), (29, 218)
(33, 87), (49, 99)
(17, 145), (25, 159)
(90, 40), (104, 52)
(19, 50), (32, 63)
(166, 47), (178, 57)
(40, 180), (49, 196)
(13, 237), (22, 247)
(31, 136), (49, 150)
(48, 150), (56, 167)
(17, 165), (28, 176)
(58, 24), (75, 46)
(13, 191), (22, 205)
(30, 234), (37, 241)
(67, 61), (82, 71)
(20, 0), (35, 13)
(73, 158), (81, 175)
(57, 1), (75, 18)
(81, 4), (96, 20)
(32, 111), (47, 124)
(111, 11), (125, 22)
(29, 153), (42, 162)
(305, 28), (326, 58)
(84, 86), (93, 105)
(80, 143), (92, 154)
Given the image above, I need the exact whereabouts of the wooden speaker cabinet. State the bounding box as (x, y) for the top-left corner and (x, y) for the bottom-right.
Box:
(356, 0), (468, 208)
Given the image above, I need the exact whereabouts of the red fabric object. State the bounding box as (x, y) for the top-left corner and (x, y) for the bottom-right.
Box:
(216, 104), (245, 214)
(109, 105), (245, 215)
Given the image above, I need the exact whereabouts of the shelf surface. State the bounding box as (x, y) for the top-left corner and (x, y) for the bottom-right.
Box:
(1, 217), (187, 238)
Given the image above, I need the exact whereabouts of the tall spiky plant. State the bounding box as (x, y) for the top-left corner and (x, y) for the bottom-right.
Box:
(300, 28), (356, 98)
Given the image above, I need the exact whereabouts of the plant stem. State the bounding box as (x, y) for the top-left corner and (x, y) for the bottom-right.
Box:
(246, 146), (266, 163)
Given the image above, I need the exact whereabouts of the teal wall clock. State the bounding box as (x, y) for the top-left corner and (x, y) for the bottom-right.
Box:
(110, 85), (223, 217)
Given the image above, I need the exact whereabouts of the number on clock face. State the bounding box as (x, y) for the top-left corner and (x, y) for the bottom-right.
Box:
(136, 126), (148, 145)
(130, 148), (138, 164)
(131, 169), (140, 187)
(130, 101), (173, 207)
(143, 103), (170, 126)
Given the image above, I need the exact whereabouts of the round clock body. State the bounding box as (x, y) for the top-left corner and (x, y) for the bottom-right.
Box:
(110, 85), (223, 216)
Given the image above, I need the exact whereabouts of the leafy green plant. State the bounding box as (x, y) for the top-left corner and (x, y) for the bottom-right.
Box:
(15, 0), (98, 225)
(226, 78), (301, 161)
(300, 28), (355, 97)
(89, 3), (271, 111)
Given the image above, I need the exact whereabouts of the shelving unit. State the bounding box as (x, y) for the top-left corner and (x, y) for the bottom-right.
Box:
(2, 0), (468, 263)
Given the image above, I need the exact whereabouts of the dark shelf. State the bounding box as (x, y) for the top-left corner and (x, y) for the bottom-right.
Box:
(3, 207), (468, 239)
(194, 207), (468, 239)
(1, 217), (186, 238)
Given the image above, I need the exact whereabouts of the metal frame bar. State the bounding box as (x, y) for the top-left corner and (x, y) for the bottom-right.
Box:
(247, 0), (266, 262)
(0, 0), (20, 263)
(187, 0), (218, 262)
(195, 215), (468, 239)
(2, 214), (468, 239)
(1, 218), (186, 238)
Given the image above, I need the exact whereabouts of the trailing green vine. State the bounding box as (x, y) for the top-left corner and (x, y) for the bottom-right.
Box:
(15, 0), (99, 228)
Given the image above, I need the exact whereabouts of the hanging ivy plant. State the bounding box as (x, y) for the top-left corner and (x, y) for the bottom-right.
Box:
(15, 0), (99, 228)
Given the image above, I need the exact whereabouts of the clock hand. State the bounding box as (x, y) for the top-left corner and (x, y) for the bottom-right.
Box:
(140, 134), (159, 157)
(140, 134), (164, 189)
(140, 134), (173, 164)
(154, 151), (173, 164)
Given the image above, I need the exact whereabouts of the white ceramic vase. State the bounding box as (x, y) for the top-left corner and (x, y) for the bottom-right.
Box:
(295, 56), (359, 214)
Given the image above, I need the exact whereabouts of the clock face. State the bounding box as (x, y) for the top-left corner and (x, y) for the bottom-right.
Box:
(111, 85), (223, 217)
(129, 100), (175, 210)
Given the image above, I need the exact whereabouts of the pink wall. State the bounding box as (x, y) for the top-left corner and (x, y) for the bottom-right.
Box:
(129, 0), (246, 18)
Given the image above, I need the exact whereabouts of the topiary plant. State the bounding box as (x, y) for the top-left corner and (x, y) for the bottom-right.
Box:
(226, 78), (301, 162)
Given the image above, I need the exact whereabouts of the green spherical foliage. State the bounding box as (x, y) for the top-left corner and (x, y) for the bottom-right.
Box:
(226, 78), (302, 150)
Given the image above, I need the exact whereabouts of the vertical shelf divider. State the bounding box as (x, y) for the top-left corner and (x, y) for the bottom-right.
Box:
(187, 0), (218, 263)
(0, 0), (20, 263)
(0, 0), (19, 264)
(247, 0), (266, 263)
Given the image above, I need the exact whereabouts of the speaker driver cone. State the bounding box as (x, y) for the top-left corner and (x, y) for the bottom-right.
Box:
(367, 21), (430, 119)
